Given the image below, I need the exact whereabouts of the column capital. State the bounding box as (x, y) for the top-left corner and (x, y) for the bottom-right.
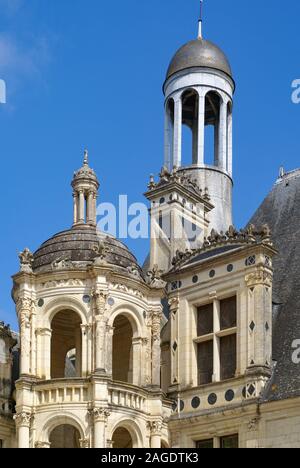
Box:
(35, 328), (52, 337)
(147, 420), (163, 436)
(79, 438), (90, 449)
(89, 407), (111, 423)
(35, 441), (51, 449)
(14, 411), (33, 428)
(92, 289), (108, 315)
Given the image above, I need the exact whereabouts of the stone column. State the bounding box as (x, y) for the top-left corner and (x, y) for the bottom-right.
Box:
(17, 298), (33, 376)
(218, 99), (227, 171)
(73, 192), (78, 224)
(148, 421), (162, 449)
(36, 328), (52, 380)
(213, 299), (220, 382)
(164, 105), (172, 170)
(87, 191), (94, 225)
(30, 306), (37, 376)
(79, 190), (85, 222)
(92, 290), (108, 374)
(14, 412), (32, 449)
(173, 97), (182, 168)
(151, 311), (162, 387)
(106, 325), (114, 377)
(197, 93), (205, 165)
(91, 408), (110, 449)
(227, 107), (233, 176)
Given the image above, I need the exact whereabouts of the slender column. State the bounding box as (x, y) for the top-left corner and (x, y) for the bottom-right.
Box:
(73, 192), (78, 224)
(87, 191), (94, 225)
(35, 328), (52, 380)
(14, 412), (32, 449)
(93, 192), (98, 225)
(92, 290), (108, 373)
(106, 325), (114, 377)
(148, 421), (162, 449)
(151, 311), (162, 386)
(213, 299), (220, 382)
(173, 97), (182, 168)
(79, 190), (85, 222)
(30, 307), (36, 376)
(17, 298), (33, 376)
(197, 93), (205, 165)
(218, 100), (227, 171)
(227, 108), (233, 176)
(91, 408), (110, 449)
(164, 105), (172, 170)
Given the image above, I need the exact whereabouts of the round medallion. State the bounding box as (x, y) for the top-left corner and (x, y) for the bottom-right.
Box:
(191, 397), (201, 409)
(208, 393), (217, 406)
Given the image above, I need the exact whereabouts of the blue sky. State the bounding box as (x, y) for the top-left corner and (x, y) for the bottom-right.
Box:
(0, 0), (300, 328)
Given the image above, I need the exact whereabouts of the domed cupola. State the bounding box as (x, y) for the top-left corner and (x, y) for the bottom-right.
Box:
(71, 150), (99, 227)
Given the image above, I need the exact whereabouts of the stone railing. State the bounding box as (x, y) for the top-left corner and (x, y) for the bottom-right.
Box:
(35, 379), (89, 406)
(108, 382), (147, 413)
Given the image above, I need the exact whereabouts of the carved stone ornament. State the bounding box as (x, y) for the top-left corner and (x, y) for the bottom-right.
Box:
(90, 407), (111, 423)
(35, 441), (51, 449)
(51, 256), (74, 271)
(147, 420), (163, 436)
(92, 289), (108, 315)
(147, 265), (167, 289)
(19, 248), (34, 273)
(168, 297), (179, 313)
(79, 439), (90, 449)
(245, 269), (273, 288)
(248, 417), (260, 432)
(151, 311), (162, 342)
(171, 224), (273, 270)
(93, 240), (110, 265)
(14, 412), (33, 427)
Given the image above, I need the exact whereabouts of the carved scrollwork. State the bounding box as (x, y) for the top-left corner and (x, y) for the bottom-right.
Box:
(245, 269), (273, 288)
(147, 420), (163, 436)
(14, 412), (33, 428)
(92, 289), (108, 316)
(19, 248), (34, 273)
(89, 407), (111, 423)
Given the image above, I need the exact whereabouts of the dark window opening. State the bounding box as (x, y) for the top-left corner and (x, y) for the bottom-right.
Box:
(196, 439), (214, 449)
(197, 340), (213, 386)
(220, 434), (239, 449)
(220, 297), (237, 330)
(220, 334), (237, 381)
(197, 304), (213, 336)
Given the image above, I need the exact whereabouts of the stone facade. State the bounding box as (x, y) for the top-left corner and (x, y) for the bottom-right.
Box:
(1, 24), (300, 449)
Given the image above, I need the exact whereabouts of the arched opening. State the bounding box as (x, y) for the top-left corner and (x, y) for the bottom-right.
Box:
(164, 98), (174, 171)
(51, 310), (82, 379)
(49, 424), (81, 449)
(227, 101), (233, 174)
(181, 89), (199, 166)
(204, 91), (221, 166)
(112, 427), (133, 449)
(112, 315), (133, 383)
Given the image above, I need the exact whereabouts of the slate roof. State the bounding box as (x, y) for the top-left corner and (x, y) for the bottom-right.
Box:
(249, 169), (300, 401)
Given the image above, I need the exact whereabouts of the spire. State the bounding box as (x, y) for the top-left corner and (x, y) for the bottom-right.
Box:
(198, 0), (203, 39)
(83, 149), (89, 166)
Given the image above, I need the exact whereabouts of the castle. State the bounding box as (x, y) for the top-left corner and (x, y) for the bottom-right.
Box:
(1, 16), (300, 449)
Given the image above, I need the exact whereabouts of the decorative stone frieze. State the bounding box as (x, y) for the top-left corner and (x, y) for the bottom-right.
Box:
(245, 269), (273, 288)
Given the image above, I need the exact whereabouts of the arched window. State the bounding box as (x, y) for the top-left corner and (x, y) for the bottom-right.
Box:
(164, 98), (174, 170)
(181, 89), (199, 166)
(227, 101), (233, 174)
(112, 315), (133, 383)
(204, 91), (222, 166)
(49, 424), (81, 449)
(51, 310), (82, 379)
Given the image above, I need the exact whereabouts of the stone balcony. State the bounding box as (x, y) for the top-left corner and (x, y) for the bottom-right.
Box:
(33, 378), (151, 415)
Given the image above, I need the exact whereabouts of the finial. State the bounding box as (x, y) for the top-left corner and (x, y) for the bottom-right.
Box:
(279, 166), (285, 179)
(83, 149), (89, 166)
(198, 0), (203, 39)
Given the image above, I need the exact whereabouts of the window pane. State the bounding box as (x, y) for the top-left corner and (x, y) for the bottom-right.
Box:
(197, 303), (213, 336)
(197, 340), (213, 385)
(196, 439), (214, 449)
(221, 435), (239, 449)
(220, 334), (236, 380)
(220, 297), (237, 330)
(0, 439), (3, 449)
